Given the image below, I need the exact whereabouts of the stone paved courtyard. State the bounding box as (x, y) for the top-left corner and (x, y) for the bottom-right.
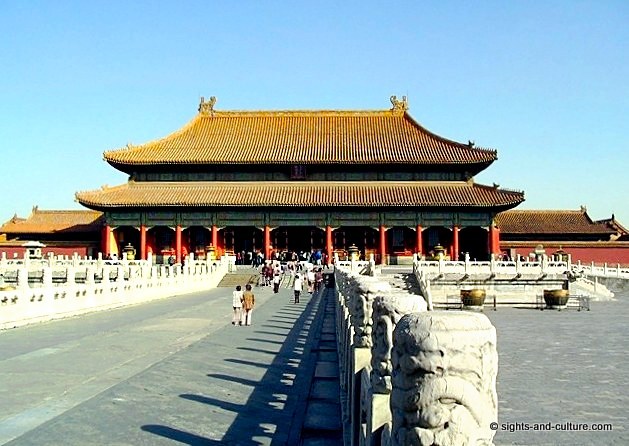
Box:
(486, 291), (629, 445)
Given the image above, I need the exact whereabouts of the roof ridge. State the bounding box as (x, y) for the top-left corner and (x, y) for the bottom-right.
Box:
(28, 209), (101, 214)
(201, 109), (404, 116)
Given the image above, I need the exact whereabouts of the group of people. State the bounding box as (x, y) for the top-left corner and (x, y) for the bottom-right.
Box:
(231, 284), (255, 326)
(234, 248), (332, 268)
(231, 261), (326, 324)
(292, 266), (324, 304)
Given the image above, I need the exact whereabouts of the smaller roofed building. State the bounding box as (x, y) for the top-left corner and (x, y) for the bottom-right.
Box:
(495, 207), (629, 265)
(0, 207), (103, 258)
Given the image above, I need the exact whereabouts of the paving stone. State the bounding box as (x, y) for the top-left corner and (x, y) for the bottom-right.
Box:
(315, 341), (337, 351)
(303, 401), (342, 431)
(315, 361), (339, 379)
(310, 379), (341, 400)
(317, 351), (338, 362)
(301, 434), (343, 446)
(485, 297), (629, 445)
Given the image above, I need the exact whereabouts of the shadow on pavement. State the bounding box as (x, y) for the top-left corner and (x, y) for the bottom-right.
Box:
(142, 424), (221, 445)
(141, 290), (324, 445)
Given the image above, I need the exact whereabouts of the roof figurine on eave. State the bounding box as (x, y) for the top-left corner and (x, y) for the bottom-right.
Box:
(102, 96), (498, 171)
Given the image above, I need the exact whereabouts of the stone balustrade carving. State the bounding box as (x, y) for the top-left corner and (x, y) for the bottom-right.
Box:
(371, 292), (428, 394)
(351, 276), (391, 348)
(390, 312), (498, 446)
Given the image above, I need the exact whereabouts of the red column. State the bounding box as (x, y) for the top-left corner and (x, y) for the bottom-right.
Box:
(176, 225), (182, 263)
(326, 225), (333, 264)
(487, 224), (500, 255)
(490, 225), (501, 256)
(211, 225), (218, 247)
(102, 224), (111, 257)
(140, 225), (146, 260)
(416, 225), (423, 256)
(452, 225), (459, 260)
(379, 225), (387, 265)
(264, 226), (271, 260)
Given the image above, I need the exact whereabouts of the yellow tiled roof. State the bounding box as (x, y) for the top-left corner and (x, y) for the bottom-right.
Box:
(0, 208), (104, 234)
(104, 109), (497, 166)
(495, 210), (615, 234)
(76, 181), (524, 209)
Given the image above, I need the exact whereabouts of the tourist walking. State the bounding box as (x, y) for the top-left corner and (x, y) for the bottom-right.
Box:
(293, 274), (303, 304)
(241, 284), (255, 326)
(273, 272), (281, 293)
(232, 285), (243, 325)
(307, 268), (315, 294)
(314, 268), (323, 293)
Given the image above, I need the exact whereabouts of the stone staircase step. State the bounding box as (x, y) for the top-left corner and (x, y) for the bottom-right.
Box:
(216, 273), (258, 287)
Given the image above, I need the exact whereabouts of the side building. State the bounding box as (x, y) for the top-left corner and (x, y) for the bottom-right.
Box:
(0, 207), (103, 258)
(74, 96), (524, 264)
(495, 208), (629, 265)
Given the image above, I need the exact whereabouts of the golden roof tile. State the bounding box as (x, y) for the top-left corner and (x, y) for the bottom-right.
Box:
(0, 209), (104, 234)
(495, 209), (615, 234)
(76, 181), (524, 209)
(103, 106), (497, 167)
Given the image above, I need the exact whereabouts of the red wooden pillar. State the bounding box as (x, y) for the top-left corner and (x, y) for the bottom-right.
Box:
(379, 225), (387, 265)
(102, 224), (111, 257)
(416, 225), (423, 256)
(264, 226), (271, 260)
(140, 225), (147, 260)
(211, 225), (218, 247)
(452, 225), (460, 260)
(326, 225), (333, 264)
(489, 224), (501, 256)
(175, 225), (182, 263)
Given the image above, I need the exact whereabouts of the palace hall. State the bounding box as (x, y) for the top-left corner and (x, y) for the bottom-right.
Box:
(74, 96), (525, 264)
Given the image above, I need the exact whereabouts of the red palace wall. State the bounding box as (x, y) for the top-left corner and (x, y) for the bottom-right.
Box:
(503, 242), (629, 267)
(0, 245), (94, 259)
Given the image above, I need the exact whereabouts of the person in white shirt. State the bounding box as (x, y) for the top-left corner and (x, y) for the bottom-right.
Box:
(307, 268), (315, 293)
(293, 274), (303, 303)
(273, 273), (281, 293)
(232, 285), (243, 325)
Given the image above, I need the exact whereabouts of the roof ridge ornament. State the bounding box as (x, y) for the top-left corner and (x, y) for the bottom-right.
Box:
(199, 96), (217, 115)
(390, 95), (408, 112)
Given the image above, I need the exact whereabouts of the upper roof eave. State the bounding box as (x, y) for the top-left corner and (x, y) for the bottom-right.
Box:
(102, 102), (499, 168)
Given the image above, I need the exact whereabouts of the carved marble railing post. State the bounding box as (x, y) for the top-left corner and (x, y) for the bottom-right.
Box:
(66, 266), (75, 287)
(348, 276), (390, 446)
(17, 267), (29, 291)
(360, 291), (429, 445)
(371, 292), (428, 394)
(335, 267), (355, 432)
(390, 312), (498, 446)
(416, 270), (433, 311)
(352, 276), (390, 348)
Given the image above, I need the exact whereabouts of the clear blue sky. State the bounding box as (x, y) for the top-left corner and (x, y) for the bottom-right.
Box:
(1, 1), (627, 225)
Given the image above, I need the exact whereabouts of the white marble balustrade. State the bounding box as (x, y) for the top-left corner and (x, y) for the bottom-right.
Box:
(334, 264), (498, 446)
(0, 254), (229, 330)
(574, 261), (629, 279)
